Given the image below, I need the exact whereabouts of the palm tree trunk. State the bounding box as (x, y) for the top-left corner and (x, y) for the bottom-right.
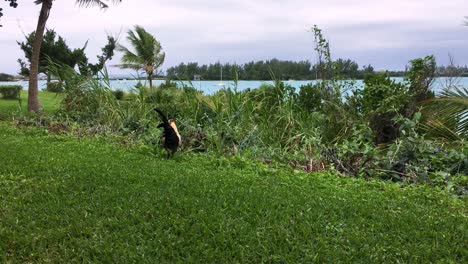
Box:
(148, 73), (153, 91)
(28, 0), (53, 112)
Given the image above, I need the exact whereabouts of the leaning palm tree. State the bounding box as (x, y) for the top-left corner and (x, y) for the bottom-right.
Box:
(116, 25), (165, 90)
(27, 0), (120, 112)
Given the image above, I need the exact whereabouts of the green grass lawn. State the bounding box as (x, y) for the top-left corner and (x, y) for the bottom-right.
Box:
(0, 123), (467, 262)
(0, 91), (62, 119)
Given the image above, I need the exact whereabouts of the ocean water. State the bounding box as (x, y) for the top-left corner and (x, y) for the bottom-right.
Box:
(2, 77), (467, 95)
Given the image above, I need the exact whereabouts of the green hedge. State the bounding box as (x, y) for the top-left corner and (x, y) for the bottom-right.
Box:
(0, 85), (22, 99)
(112, 89), (124, 100)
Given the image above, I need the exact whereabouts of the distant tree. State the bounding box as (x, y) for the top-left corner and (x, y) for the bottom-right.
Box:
(116, 25), (165, 89)
(166, 59), (314, 80)
(334, 58), (359, 78)
(0, 73), (15, 81)
(362, 64), (374, 74)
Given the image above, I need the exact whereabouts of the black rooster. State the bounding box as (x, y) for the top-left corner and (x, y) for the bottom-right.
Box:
(154, 108), (181, 158)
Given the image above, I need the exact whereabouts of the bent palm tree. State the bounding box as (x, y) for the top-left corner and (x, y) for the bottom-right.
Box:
(116, 25), (165, 90)
(28, 0), (120, 112)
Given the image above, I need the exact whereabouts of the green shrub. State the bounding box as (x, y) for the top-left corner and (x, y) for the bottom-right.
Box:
(158, 79), (178, 89)
(0, 85), (22, 99)
(360, 73), (409, 143)
(60, 73), (121, 130)
(297, 82), (323, 112)
(361, 74), (408, 115)
(406, 55), (436, 110)
(113, 89), (125, 100)
(297, 81), (341, 113)
(327, 125), (378, 177)
(45, 81), (64, 93)
(379, 114), (467, 192)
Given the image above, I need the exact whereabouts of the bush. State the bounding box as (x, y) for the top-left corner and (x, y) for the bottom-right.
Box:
(361, 74), (408, 115)
(327, 125), (378, 177)
(297, 81), (340, 113)
(45, 82), (64, 93)
(406, 55), (436, 108)
(113, 89), (125, 100)
(379, 114), (467, 192)
(297, 83), (323, 112)
(159, 79), (178, 89)
(0, 85), (22, 99)
(360, 73), (409, 144)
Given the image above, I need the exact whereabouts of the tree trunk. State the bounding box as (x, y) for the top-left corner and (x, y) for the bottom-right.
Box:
(148, 73), (153, 91)
(28, 0), (53, 112)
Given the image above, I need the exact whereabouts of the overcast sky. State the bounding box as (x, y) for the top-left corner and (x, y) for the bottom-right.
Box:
(0, 0), (467, 75)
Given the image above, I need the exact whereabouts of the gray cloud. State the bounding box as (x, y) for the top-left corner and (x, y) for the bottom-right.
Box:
(1, 0), (467, 75)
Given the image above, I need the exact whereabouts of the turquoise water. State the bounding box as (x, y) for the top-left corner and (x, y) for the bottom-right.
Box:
(2, 77), (467, 95)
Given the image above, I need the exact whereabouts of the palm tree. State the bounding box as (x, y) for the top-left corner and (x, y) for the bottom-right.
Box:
(116, 25), (165, 90)
(27, 0), (120, 112)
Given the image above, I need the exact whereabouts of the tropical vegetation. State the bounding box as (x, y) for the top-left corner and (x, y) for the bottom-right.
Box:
(2, 25), (465, 193)
(17, 29), (116, 91)
(0, 85), (21, 99)
(9, 0), (121, 112)
(116, 25), (165, 89)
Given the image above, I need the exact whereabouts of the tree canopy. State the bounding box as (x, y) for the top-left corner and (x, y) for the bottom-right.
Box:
(17, 29), (85, 78)
(17, 29), (116, 80)
(165, 59), (377, 81)
(116, 25), (165, 89)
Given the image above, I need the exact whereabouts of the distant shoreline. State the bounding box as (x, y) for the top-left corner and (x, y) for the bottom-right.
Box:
(0, 77), (168, 82)
(2, 74), (468, 83)
(3, 77), (467, 97)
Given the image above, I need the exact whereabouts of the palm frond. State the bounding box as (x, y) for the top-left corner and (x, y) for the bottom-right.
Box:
(424, 86), (468, 138)
(114, 63), (142, 70)
(154, 52), (165, 69)
(116, 44), (141, 63)
(116, 25), (165, 76)
(75, 0), (121, 9)
(420, 119), (461, 141)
